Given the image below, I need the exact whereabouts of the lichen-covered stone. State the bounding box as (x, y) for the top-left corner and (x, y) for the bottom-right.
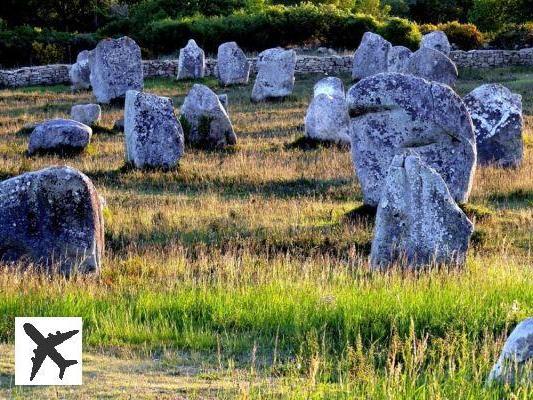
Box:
(70, 104), (101, 126)
(217, 42), (250, 86)
(124, 90), (184, 169)
(305, 94), (350, 145)
(251, 48), (296, 102)
(69, 50), (91, 90)
(464, 84), (524, 167)
(371, 154), (473, 268)
(404, 48), (458, 87)
(181, 84), (236, 147)
(177, 39), (205, 80)
(347, 73), (476, 206)
(387, 46), (412, 73)
(488, 318), (533, 384)
(89, 36), (143, 103)
(28, 119), (92, 155)
(421, 30), (451, 56)
(352, 32), (391, 80)
(313, 76), (345, 99)
(0, 166), (104, 274)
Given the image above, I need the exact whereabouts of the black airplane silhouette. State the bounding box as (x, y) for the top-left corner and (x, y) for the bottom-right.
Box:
(23, 323), (79, 381)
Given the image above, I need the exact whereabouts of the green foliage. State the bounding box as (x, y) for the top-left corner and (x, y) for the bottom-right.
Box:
(490, 23), (533, 49)
(421, 21), (484, 50)
(469, 0), (533, 32)
(378, 16), (421, 49)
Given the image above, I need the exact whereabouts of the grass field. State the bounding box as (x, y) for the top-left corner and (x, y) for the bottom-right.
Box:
(0, 67), (532, 399)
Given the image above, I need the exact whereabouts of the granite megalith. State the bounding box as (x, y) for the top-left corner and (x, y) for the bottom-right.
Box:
(28, 119), (92, 155)
(251, 48), (296, 102)
(217, 42), (250, 86)
(352, 32), (391, 80)
(177, 39), (206, 80)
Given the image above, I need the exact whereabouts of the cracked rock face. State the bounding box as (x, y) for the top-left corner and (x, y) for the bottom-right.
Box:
(177, 39), (206, 80)
(371, 153), (473, 269)
(181, 84), (236, 148)
(217, 42), (250, 86)
(28, 119), (92, 155)
(387, 46), (413, 73)
(69, 50), (92, 90)
(71, 104), (101, 126)
(125, 90), (184, 169)
(420, 30), (451, 56)
(313, 77), (345, 99)
(352, 32), (392, 80)
(0, 166), (104, 274)
(251, 48), (296, 102)
(488, 318), (533, 384)
(464, 84), (524, 167)
(347, 73), (476, 206)
(305, 93), (350, 145)
(404, 48), (458, 87)
(89, 36), (143, 104)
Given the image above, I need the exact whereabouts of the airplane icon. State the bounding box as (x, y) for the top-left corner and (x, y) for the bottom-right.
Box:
(23, 323), (79, 381)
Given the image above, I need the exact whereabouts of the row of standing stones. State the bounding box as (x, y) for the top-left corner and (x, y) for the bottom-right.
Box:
(0, 32), (529, 383)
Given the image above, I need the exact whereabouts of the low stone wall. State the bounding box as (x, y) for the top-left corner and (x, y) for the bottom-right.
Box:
(1, 49), (532, 89)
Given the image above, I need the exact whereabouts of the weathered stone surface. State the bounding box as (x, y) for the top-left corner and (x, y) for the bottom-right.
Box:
(352, 32), (392, 80)
(489, 318), (533, 384)
(387, 46), (412, 73)
(217, 42), (250, 86)
(181, 84), (236, 147)
(371, 153), (473, 268)
(404, 48), (458, 87)
(217, 94), (228, 110)
(89, 36), (143, 103)
(347, 73), (476, 206)
(0, 166), (104, 274)
(305, 93), (350, 145)
(464, 84), (524, 167)
(113, 117), (124, 132)
(124, 90), (184, 169)
(421, 30), (451, 56)
(251, 48), (296, 102)
(69, 50), (91, 90)
(28, 119), (92, 155)
(313, 76), (345, 99)
(70, 104), (101, 126)
(177, 39), (205, 80)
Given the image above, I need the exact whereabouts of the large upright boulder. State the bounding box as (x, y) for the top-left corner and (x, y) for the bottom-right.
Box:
(124, 90), (184, 169)
(217, 42), (250, 86)
(464, 84), (524, 167)
(313, 76), (345, 99)
(28, 119), (92, 155)
(177, 39), (205, 80)
(181, 84), (236, 148)
(420, 30), (451, 56)
(387, 46), (412, 73)
(71, 104), (101, 126)
(347, 73), (476, 206)
(0, 166), (104, 274)
(371, 153), (473, 268)
(352, 32), (392, 81)
(69, 50), (92, 90)
(251, 48), (296, 102)
(488, 318), (533, 384)
(305, 94), (350, 145)
(89, 36), (143, 104)
(404, 48), (458, 87)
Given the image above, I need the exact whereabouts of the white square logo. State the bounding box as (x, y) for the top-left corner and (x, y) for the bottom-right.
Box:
(15, 317), (82, 386)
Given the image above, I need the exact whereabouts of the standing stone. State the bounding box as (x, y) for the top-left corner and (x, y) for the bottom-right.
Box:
(464, 84), (524, 167)
(371, 153), (473, 269)
(71, 104), (101, 126)
(69, 50), (92, 90)
(305, 94), (350, 145)
(352, 32), (391, 81)
(313, 76), (345, 99)
(347, 73), (476, 206)
(420, 30), (451, 56)
(124, 90), (184, 169)
(181, 84), (236, 148)
(217, 94), (228, 111)
(404, 48), (458, 87)
(177, 39), (206, 80)
(0, 166), (104, 274)
(488, 318), (533, 384)
(217, 42), (250, 86)
(28, 119), (92, 155)
(387, 46), (412, 73)
(251, 48), (296, 102)
(89, 36), (143, 104)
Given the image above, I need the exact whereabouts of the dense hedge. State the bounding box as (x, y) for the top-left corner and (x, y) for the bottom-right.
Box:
(420, 21), (484, 51)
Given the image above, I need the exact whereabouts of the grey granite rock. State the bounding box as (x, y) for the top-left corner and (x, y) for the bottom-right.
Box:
(404, 47), (458, 87)
(305, 93), (350, 145)
(313, 76), (345, 99)
(251, 48), (296, 102)
(371, 153), (473, 268)
(28, 119), (92, 155)
(113, 117), (124, 132)
(217, 94), (228, 111)
(69, 50), (92, 90)
(347, 73), (476, 206)
(421, 30), (451, 56)
(217, 42), (250, 86)
(0, 166), (104, 274)
(464, 84), (524, 167)
(352, 32), (391, 80)
(177, 39), (206, 80)
(387, 46), (413, 73)
(124, 90), (184, 169)
(70, 104), (101, 126)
